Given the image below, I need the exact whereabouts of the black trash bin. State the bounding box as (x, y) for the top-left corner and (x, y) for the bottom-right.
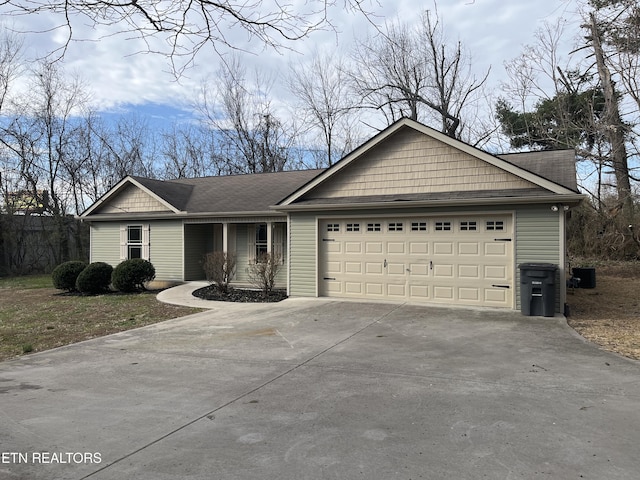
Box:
(519, 263), (558, 317)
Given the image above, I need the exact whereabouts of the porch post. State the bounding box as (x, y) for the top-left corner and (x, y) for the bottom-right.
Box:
(266, 222), (272, 254)
(222, 222), (228, 254)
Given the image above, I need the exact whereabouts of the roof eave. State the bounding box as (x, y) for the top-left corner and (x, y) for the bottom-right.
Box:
(80, 210), (287, 222)
(273, 193), (586, 212)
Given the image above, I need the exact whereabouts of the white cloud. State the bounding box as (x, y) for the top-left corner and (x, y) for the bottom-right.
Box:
(2, 0), (584, 119)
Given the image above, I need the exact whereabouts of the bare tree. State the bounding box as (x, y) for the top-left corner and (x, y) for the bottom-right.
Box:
(1, 0), (376, 74)
(288, 51), (361, 167)
(349, 8), (490, 140)
(198, 55), (302, 173)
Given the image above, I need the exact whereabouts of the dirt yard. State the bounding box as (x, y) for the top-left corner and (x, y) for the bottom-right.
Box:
(567, 262), (640, 361)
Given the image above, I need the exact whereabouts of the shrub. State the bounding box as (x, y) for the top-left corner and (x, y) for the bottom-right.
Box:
(52, 261), (87, 291)
(247, 253), (282, 297)
(75, 262), (113, 294)
(203, 252), (236, 293)
(112, 259), (156, 292)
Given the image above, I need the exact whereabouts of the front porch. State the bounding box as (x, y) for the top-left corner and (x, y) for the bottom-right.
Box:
(183, 218), (288, 286)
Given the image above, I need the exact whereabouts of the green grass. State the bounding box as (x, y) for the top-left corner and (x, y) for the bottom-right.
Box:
(0, 274), (53, 289)
(0, 274), (203, 361)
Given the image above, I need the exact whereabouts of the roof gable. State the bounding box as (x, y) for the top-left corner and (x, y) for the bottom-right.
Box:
(81, 177), (185, 217)
(278, 119), (578, 207)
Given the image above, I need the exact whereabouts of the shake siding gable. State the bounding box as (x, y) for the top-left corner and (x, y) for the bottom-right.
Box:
(308, 128), (537, 199)
(95, 183), (172, 214)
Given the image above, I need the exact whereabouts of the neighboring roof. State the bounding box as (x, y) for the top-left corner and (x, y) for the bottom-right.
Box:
(497, 150), (578, 192)
(81, 169), (324, 218)
(278, 118), (582, 208)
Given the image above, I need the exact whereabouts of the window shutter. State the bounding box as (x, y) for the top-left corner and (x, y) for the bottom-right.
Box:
(142, 224), (150, 260)
(120, 226), (127, 261)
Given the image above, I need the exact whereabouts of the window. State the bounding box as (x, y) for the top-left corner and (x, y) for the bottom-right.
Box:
(460, 221), (477, 231)
(388, 222), (403, 232)
(435, 221), (451, 231)
(367, 223), (381, 232)
(121, 224), (149, 260)
(411, 222), (427, 231)
(250, 223), (286, 264)
(255, 223), (268, 258)
(127, 226), (142, 258)
(346, 223), (360, 232)
(327, 223), (340, 232)
(486, 220), (504, 231)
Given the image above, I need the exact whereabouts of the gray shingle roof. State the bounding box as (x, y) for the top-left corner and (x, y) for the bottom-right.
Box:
(497, 149), (577, 192)
(133, 170), (324, 214)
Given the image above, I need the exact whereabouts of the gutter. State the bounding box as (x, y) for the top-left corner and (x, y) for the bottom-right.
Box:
(272, 194), (586, 212)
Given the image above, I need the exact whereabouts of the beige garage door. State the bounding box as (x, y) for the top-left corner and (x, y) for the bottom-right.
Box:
(319, 215), (513, 307)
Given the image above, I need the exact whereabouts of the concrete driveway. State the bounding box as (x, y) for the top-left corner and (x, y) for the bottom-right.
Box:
(1, 299), (639, 480)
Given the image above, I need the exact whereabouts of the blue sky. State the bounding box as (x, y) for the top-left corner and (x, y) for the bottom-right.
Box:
(4, 0), (582, 129)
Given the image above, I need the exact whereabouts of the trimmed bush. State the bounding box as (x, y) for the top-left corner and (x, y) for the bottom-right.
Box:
(52, 261), (87, 291)
(112, 259), (156, 292)
(76, 262), (113, 294)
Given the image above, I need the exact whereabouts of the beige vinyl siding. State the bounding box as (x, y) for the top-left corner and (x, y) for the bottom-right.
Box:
(90, 223), (121, 266)
(183, 223), (213, 281)
(309, 128), (536, 199)
(515, 207), (562, 312)
(235, 224), (250, 283)
(149, 220), (184, 281)
(288, 213), (318, 297)
(97, 184), (171, 214)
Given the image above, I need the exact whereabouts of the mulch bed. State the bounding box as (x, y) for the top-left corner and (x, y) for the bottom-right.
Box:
(192, 285), (288, 303)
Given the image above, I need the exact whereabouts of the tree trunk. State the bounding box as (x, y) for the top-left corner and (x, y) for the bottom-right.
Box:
(590, 13), (634, 225)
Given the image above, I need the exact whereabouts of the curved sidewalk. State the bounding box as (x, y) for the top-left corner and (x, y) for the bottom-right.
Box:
(156, 281), (218, 309)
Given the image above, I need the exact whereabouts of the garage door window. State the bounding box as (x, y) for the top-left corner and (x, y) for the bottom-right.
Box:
(460, 221), (477, 231)
(486, 220), (504, 231)
(435, 221), (451, 231)
(367, 223), (381, 232)
(346, 223), (360, 232)
(411, 221), (427, 231)
(388, 222), (404, 232)
(327, 223), (340, 232)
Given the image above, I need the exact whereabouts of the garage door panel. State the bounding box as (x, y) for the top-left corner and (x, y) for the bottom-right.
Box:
(387, 263), (406, 275)
(458, 288), (480, 301)
(387, 242), (405, 254)
(458, 242), (480, 255)
(433, 286), (454, 300)
(458, 264), (480, 278)
(345, 242), (362, 254)
(433, 242), (454, 255)
(485, 243), (507, 256)
(409, 242), (429, 254)
(485, 265), (507, 280)
(345, 262), (362, 274)
(409, 263), (429, 276)
(433, 264), (454, 277)
(366, 242), (383, 254)
(365, 262), (383, 275)
(320, 216), (513, 308)
(387, 284), (406, 297)
(410, 285), (430, 299)
(326, 261), (342, 274)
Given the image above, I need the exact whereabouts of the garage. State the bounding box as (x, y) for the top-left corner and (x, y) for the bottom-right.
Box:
(319, 215), (513, 307)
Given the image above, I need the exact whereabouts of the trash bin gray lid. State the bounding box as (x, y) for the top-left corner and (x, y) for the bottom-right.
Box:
(518, 263), (558, 271)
